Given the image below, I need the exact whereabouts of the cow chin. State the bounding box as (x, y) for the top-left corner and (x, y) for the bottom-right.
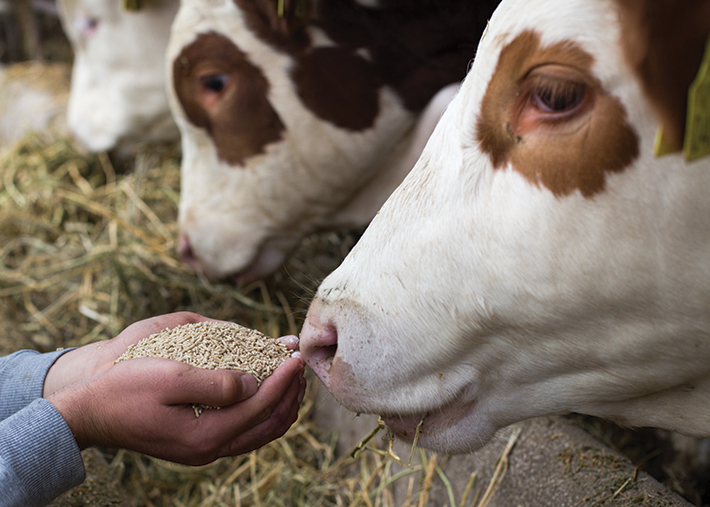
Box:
(381, 399), (497, 455)
(232, 246), (288, 286)
(178, 209), (303, 283)
(326, 359), (494, 454)
(321, 353), (494, 455)
(186, 240), (290, 285)
(67, 105), (123, 153)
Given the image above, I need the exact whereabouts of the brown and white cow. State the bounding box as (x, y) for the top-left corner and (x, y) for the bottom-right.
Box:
(301, 0), (710, 454)
(57, 0), (179, 152)
(167, 0), (499, 284)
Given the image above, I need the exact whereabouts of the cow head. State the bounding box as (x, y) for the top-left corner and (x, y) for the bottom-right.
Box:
(57, 0), (179, 151)
(301, 0), (710, 454)
(167, 0), (496, 284)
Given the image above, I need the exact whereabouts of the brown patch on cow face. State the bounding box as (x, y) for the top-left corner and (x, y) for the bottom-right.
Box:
(291, 47), (380, 131)
(476, 31), (639, 198)
(614, 0), (710, 152)
(233, 0), (382, 131)
(173, 32), (285, 166)
(233, 0), (498, 126)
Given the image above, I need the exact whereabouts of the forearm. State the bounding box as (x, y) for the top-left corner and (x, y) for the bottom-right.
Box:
(0, 399), (85, 507)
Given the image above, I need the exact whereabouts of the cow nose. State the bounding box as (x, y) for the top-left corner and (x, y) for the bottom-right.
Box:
(178, 233), (200, 270)
(300, 314), (338, 388)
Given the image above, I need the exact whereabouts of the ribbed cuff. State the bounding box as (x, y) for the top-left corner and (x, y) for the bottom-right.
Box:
(0, 349), (75, 421)
(0, 398), (85, 507)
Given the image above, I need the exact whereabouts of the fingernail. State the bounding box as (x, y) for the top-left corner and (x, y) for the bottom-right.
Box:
(279, 335), (299, 348)
(241, 374), (258, 398)
(291, 351), (303, 361)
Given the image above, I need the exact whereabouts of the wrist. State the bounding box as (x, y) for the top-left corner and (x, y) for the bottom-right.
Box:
(43, 342), (106, 398)
(48, 380), (94, 450)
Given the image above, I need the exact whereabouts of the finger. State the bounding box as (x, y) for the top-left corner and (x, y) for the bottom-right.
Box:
(278, 335), (299, 351)
(253, 357), (303, 402)
(182, 368), (305, 459)
(213, 358), (303, 431)
(146, 361), (259, 406)
(184, 355), (302, 409)
(214, 372), (305, 456)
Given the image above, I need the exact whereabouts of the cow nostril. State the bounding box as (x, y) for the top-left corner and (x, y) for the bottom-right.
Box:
(301, 320), (338, 384)
(178, 234), (198, 268)
(311, 342), (338, 366)
(308, 327), (338, 364)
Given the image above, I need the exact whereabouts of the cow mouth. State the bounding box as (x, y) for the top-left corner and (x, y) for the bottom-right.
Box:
(381, 412), (429, 441)
(380, 395), (475, 447)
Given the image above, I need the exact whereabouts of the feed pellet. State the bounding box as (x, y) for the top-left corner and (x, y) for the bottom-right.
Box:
(114, 321), (292, 416)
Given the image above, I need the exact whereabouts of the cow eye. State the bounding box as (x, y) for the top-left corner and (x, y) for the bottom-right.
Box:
(200, 74), (229, 94)
(532, 78), (585, 114)
(76, 17), (99, 37)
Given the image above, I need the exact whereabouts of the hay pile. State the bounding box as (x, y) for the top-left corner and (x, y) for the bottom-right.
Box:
(0, 134), (309, 352)
(0, 133), (503, 507)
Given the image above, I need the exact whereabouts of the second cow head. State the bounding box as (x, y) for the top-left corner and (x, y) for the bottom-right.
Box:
(168, 0), (498, 284)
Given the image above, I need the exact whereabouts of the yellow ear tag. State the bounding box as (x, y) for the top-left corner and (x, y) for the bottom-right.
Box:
(122, 0), (141, 11)
(683, 37), (710, 161)
(653, 126), (676, 157)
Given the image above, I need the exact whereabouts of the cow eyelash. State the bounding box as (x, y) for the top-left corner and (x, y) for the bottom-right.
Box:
(528, 75), (586, 114)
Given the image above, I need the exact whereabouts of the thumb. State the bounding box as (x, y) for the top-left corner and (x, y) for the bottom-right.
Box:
(162, 367), (259, 407)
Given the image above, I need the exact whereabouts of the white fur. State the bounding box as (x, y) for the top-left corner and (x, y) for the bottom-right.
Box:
(57, 0), (179, 152)
(301, 0), (710, 454)
(167, 0), (456, 281)
(0, 62), (70, 146)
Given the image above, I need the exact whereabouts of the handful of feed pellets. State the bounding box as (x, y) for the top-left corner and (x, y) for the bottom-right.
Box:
(114, 321), (292, 416)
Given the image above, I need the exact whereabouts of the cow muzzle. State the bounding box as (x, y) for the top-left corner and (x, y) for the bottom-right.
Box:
(299, 304), (339, 390)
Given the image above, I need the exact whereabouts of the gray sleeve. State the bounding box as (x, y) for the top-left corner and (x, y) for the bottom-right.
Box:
(0, 398), (85, 507)
(0, 349), (85, 506)
(0, 349), (74, 421)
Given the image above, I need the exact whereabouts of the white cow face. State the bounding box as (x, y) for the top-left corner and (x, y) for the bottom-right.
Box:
(301, 0), (710, 454)
(167, 0), (496, 284)
(57, 0), (179, 152)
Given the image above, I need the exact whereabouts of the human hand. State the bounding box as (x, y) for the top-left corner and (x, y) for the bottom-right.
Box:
(44, 312), (220, 397)
(45, 312), (306, 465)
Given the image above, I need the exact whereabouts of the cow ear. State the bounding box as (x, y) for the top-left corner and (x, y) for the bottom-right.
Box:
(122, 0), (141, 11)
(616, 0), (710, 152)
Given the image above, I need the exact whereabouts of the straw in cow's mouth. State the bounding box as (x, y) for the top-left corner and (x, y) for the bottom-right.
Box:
(351, 414), (428, 468)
